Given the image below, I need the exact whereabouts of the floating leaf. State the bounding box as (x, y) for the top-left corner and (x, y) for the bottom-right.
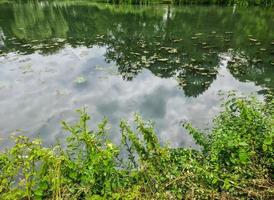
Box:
(96, 35), (104, 39)
(157, 58), (168, 62)
(21, 44), (30, 47)
(130, 52), (141, 56)
(194, 33), (203, 36)
(55, 38), (66, 42)
(20, 63), (33, 74)
(249, 38), (257, 42)
(202, 46), (211, 49)
(173, 39), (183, 42)
(74, 76), (87, 84)
(168, 48), (178, 54)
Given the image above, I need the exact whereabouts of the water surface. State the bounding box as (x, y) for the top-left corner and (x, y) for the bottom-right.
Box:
(0, 1), (273, 147)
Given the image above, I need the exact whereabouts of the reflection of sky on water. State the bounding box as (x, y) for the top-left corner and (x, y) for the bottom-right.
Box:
(0, 45), (262, 148)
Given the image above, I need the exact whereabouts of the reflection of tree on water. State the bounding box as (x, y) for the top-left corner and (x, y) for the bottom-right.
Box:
(0, 2), (273, 96)
(0, 2), (69, 55)
(104, 33), (219, 97)
(11, 3), (68, 40)
(226, 50), (274, 95)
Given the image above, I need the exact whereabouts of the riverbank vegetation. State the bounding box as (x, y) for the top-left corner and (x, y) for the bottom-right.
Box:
(0, 95), (273, 199)
(105, 0), (274, 6)
(0, 0), (274, 6)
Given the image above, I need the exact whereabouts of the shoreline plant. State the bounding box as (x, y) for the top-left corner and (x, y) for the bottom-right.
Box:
(0, 95), (273, 199)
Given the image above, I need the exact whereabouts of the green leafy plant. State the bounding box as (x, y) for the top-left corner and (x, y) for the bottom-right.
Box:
(0, 96), (273, 199)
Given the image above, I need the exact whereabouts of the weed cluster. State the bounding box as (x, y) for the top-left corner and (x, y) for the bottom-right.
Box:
(0, 96), (273, 199)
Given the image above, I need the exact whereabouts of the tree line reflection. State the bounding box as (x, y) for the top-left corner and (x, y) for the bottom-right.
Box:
(0, 1), (273, 97)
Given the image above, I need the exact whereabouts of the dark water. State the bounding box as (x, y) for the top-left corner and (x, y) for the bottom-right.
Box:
(0, 1), (273, 147)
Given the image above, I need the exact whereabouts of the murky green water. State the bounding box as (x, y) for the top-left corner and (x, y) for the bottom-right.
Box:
(0, 1), (273, 147)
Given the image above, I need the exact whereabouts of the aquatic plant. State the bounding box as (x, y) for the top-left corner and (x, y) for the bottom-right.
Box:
(0, 95), (273, 199)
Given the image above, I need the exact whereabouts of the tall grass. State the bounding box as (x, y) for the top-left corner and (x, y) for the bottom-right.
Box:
(0, 95), (273, 199)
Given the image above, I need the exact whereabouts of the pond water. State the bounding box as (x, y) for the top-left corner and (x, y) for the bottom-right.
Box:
(0, 1), (273, 148)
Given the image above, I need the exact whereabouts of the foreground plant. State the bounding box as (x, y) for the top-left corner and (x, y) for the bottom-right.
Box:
(0, 96), (273, 199)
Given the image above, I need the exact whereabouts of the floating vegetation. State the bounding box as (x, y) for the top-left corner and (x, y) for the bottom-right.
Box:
(54, 38), (66, 43)
(55, 89), (69, 96)
(96, 34), (104, 39)
(252, 58), (263, 63)
(21, 44), (31, 47)
(178, 79), (187, 86)
(249, 38), (257, 42)
(157, 58), (169, 62)
(74, 76), (87, 84)
(168, 48), (178, 54)
(130, 52), (141, 56)
(0, 3), (272, 99)
(19, 63), (33, 74)
(155, 42), (161, 46)
(226, 51), (250, 75)
(194, 33), (203, 36)
(173, 39), (183, 43)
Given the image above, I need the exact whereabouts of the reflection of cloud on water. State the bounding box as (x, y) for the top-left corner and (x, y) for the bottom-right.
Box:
(0, 46), (262, 149)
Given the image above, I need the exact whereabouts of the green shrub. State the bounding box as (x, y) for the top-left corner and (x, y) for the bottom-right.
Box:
(0, 96), (273, 199)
